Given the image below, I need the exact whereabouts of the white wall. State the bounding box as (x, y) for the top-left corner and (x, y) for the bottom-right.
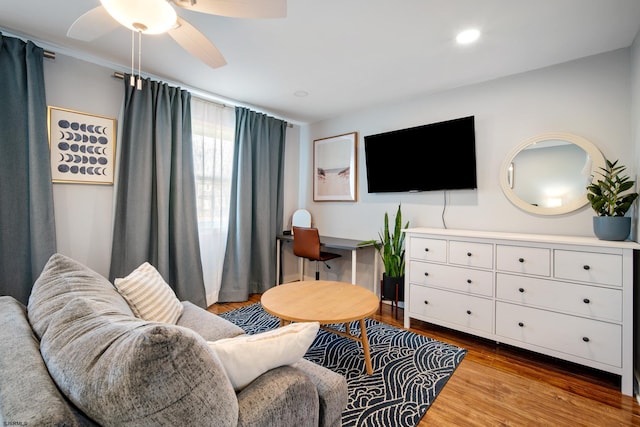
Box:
(283, 124), (301, 225)
(632, 38), (640, 250)
(44, 54), (122, 277)
(630, 32), (640, 400)
(281, 48), (635, 289)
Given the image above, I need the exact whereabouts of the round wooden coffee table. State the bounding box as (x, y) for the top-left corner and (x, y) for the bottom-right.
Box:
(261, 280), (379, 374)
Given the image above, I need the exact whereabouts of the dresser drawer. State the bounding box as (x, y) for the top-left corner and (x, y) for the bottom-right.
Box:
(409, 237), (447, 262)
(410, 261), (493, 296)
(496, 245), (550, 276)
(554, 250), (622, 287)
(496, 273), (622, 322)
(496, 302), (621, 367)
(410, 285), (493, 333)
(449, 241), (493, 269)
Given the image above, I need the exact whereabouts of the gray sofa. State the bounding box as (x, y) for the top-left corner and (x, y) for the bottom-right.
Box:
(0, 254), (348, 426)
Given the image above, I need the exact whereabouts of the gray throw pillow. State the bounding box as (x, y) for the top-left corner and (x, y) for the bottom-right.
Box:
(28, 253), (133, 339)
(40, 297), (239, 427)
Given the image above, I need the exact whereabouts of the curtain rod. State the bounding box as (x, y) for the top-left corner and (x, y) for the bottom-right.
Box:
(112, 71), (293, 128)
(44, 50), (55, 60)
(111, 72), (229, 110)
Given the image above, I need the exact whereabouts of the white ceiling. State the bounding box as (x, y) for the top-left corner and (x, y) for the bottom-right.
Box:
(1, 0), (640, 124)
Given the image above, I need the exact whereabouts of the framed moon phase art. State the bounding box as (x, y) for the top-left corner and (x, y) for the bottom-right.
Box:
(48, 106), (116, 185)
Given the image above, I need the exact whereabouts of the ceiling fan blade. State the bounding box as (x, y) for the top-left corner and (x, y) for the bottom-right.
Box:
(168, 17), (227, 69)
(67, 5), (120, 41)
(173, 0), (286, 19)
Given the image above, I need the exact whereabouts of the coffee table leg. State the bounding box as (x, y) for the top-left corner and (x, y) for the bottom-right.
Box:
(359, 318), (373, 375)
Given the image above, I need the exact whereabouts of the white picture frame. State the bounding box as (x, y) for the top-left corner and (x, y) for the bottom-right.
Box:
(48, 106), (116, 185)
(313, 132), (357, 202)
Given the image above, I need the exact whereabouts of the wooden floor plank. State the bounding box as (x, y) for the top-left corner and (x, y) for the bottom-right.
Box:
(209, 295), (640, 426)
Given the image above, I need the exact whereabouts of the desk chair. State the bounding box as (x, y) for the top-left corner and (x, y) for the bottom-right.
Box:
(292, 226), (341, 280)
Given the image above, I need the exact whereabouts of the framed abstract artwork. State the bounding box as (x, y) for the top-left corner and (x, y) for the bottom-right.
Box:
(313, 132), (357, 202)
(48, 106), (116, 185)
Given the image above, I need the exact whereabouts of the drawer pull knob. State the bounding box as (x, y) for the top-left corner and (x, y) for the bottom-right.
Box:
(582, 337), (590, 342)
(467, 252), (472, 257)
(424, 272), (429, 277)
(583, 298), (590, 304)
(466, 310), (472, 315)
(424, 300), (429, 305)
(518, 258), (525, 263)
(518, 322), (524, 327)
(583, 265), (590, 270)
(518, 287), (525, 293)
(467, 279), (472, 284)
(424, 248), (429, 252)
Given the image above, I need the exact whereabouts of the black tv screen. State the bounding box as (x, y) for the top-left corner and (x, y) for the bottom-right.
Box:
(364, 116), (477, 193)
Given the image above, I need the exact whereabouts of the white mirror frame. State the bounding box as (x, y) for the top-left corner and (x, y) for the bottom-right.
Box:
(500, 132), (606, 215)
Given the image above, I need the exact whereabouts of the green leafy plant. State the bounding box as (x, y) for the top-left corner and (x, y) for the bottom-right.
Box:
(359, 204), (409, 277)
(586, 159), (639, 216)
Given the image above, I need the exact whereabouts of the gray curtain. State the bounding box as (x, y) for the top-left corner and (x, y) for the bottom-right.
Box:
(109, 75), (206, 307)
(219, 107), (287, 301)
(0, 34), (56, 304)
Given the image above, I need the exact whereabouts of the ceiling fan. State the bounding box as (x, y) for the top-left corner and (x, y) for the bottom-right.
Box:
(67, 0), (287, 69)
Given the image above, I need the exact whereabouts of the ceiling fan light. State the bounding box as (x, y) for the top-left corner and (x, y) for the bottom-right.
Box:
(101, 0), (177, 34)
(456, 28), (481, 45)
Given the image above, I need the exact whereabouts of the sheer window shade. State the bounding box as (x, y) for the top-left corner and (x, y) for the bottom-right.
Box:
(191, 98), (235, 305)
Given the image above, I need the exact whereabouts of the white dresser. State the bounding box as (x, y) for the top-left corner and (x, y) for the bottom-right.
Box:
(403, 227), (638, 396)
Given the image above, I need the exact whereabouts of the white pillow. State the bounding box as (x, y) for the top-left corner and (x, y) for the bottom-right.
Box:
(114, 262), (184, 324)
(207, 321), (320, 391)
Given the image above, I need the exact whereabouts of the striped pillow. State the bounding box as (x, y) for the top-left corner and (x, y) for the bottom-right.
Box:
(114, 262), (184, 324)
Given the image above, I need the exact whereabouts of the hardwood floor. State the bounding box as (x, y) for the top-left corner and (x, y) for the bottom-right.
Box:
(209, 295), (640, 426)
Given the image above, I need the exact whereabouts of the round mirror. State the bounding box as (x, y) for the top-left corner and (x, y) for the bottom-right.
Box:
(500, 132), (605, 215)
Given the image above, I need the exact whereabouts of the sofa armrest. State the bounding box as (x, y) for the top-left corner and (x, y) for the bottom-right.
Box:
(0, 296), (97, 426)
(236, 365), (319, 427)
(178, 301), (245, 341)
(292, 359), (348, 427)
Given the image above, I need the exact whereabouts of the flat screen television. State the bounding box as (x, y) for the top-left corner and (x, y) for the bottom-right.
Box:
(364, 116), (477, 193)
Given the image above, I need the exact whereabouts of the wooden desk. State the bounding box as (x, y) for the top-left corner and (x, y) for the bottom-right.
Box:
(261, 280), (379, 374)
(276, 234), (377, 286)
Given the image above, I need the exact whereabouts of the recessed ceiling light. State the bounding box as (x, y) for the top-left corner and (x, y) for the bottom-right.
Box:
(294, 90), (309, 97)
(456, 29), (481, 45)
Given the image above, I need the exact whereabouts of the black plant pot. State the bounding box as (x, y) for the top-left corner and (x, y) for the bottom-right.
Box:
(381, 273), (404, 302)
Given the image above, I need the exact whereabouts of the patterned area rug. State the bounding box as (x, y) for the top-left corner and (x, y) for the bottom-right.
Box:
(220, 303), (466, 427)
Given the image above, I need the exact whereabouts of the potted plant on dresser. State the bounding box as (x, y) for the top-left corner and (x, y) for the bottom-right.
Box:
(586, 159), (639, 241)
(360, 204), (409, 317)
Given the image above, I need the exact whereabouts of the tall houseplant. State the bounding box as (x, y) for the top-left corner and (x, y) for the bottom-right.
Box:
(586, 159), (639, 240)
(360, 205), (409, 304)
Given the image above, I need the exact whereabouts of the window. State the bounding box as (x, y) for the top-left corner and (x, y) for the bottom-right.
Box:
(191, 98), (235, 304)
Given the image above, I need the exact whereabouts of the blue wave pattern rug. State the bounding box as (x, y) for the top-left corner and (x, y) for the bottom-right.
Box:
(220, 303), (466, 427)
